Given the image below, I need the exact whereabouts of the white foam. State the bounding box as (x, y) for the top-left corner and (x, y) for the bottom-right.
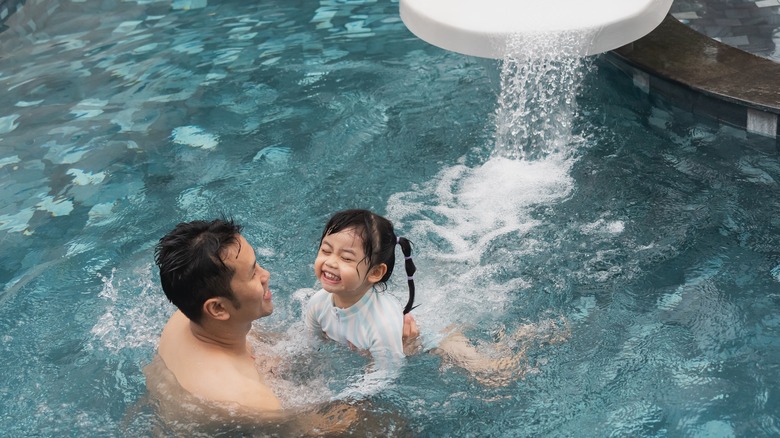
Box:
(255, 246), (275, 259)
(89, 266), (171, 353)
(172, 125), (218, 150)
(581, 219), (625, 235)
(390, 156), (573, 262)
(387, 155), (574, 334)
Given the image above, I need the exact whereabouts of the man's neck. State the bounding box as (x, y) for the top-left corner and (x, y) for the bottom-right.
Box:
(189, 319), (252, 355)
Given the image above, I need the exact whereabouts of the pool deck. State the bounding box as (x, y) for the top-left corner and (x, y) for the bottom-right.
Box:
(608, 4), (780, 139)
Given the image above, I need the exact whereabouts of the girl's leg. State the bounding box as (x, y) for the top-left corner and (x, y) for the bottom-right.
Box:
(432, 318), (569, 387)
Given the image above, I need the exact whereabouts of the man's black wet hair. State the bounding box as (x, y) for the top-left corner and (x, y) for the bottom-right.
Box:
(320, 209), (417, 314)
(154, 218), (243, 323)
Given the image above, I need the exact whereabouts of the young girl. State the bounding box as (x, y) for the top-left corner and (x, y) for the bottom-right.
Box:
(304, 209), (569, 386)
(304, 209), (415, 367)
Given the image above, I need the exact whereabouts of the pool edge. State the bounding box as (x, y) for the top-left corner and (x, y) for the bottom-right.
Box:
(607, 14), (780, 140)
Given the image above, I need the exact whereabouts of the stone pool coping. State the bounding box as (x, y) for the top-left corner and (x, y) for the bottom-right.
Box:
(607, 14), (780, 139)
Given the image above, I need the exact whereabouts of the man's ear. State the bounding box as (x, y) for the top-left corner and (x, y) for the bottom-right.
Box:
(367, 263), (388, 283)
(203, 297), (231, 321)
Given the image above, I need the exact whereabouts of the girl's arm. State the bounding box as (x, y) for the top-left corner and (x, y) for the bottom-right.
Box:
(303, 289), (328, 332)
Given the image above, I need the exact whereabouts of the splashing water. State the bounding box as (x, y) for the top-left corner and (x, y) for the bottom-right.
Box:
(90, 266), (170, 353)
(386, 30), (595, 342)
(492, 30), (595, 160)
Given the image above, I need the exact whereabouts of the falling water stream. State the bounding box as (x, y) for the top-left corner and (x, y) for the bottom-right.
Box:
(493, 31), (594, 160)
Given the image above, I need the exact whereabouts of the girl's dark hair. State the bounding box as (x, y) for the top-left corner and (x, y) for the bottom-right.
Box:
(154, 218), (243, 323)
(320, 209), (417, 314)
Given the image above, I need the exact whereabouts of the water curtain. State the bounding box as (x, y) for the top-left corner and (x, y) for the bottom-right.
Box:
(492, 30), (594, 161)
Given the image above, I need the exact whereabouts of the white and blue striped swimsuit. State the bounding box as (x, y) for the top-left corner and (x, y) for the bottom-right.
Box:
(304, 288), (405, 364)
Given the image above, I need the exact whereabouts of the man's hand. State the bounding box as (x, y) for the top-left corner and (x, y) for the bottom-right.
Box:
(402, 314), (422, 356)
(290, 402), (359, 437)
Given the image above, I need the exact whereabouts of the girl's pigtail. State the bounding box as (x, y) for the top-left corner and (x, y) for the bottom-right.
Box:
(398, 237), (417, 314)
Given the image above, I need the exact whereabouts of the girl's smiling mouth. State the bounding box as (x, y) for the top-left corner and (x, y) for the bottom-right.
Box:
(322, 271), (340, 282)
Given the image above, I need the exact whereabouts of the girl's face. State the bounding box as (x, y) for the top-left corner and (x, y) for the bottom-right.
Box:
(315, 227), (386, 308)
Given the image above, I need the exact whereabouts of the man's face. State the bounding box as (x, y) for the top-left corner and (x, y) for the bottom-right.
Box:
(223, 234), (274, 320)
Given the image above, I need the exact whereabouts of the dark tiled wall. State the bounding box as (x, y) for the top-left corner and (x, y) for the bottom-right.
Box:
(606, 53), (779, 140)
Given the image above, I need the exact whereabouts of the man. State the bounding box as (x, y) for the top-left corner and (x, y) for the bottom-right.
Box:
(145, 218), (418, 432)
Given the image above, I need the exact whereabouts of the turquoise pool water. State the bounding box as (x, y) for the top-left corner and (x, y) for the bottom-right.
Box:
(1, 0), (779, 436)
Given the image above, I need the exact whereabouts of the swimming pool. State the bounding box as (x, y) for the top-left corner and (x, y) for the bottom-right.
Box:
(1, 0), (779, 436)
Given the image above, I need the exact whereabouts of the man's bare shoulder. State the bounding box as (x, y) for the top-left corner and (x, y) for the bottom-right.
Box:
(157, 311), (282, 412)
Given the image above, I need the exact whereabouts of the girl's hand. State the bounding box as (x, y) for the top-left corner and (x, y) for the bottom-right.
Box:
(402, 314), (422, 355)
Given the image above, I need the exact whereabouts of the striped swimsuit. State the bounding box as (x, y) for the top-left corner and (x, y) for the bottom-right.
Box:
(304, 288), (405, 365)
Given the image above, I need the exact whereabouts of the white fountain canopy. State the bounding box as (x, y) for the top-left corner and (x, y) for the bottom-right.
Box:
(399, 0), (674, 59)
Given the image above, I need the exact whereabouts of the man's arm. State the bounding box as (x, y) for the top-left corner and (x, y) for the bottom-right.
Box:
(283, 403), (359, 436)
(219, 376), (283, 412)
